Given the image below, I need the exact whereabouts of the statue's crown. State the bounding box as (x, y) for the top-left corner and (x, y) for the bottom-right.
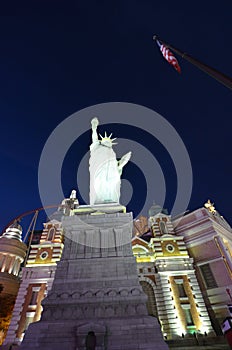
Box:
(99, 132), (117, 145)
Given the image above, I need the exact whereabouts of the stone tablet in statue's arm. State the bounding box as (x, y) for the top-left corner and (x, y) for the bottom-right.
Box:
(118, 151), (132, 175)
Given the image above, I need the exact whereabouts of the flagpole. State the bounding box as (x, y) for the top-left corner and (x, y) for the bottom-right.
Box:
(153, 35), (232, 90)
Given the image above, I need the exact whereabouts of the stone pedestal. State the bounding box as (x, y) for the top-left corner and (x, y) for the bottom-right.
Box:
(20, 207), (168, 350)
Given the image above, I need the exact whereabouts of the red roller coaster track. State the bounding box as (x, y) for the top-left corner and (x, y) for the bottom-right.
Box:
(1, 204), (60, 236)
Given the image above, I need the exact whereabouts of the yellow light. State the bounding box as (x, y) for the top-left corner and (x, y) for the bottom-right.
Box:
(199, 326), (209, 334)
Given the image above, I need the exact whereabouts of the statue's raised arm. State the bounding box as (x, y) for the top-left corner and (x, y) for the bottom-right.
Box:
(89, 118), (132, 205)
(91, 117), (99, 144)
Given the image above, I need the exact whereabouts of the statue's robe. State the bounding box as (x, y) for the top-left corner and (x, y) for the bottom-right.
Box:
(89, 141), (120, 204)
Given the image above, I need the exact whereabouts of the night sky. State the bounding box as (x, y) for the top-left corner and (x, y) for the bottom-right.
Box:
(1, 1), (232, 235)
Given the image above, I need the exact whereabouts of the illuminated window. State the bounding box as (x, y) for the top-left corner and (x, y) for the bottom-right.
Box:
(199, 264), (217, 289)
(47, 227), (55, 241)
(182, 307), (194, 326)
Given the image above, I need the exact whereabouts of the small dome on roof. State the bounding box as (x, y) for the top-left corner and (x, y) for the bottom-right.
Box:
(148, 203), (168, 217)
(8, 222), (22, 231)
(1, 221), (23, 242)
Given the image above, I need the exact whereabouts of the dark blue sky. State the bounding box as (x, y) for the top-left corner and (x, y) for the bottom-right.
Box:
(1, 1), (232, 234)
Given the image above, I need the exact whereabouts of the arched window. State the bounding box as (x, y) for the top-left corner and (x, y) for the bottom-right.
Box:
(140, 281), (158, 317)
(159, 221), (168, 234)
(47, 227), (55, 241)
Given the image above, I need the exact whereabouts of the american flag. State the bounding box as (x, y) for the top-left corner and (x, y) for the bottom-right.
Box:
(156, 40), (181, 73)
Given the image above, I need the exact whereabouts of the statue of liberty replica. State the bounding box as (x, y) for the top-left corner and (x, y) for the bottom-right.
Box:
(19, 117), (168, 350)
(89, 117), (131, 205)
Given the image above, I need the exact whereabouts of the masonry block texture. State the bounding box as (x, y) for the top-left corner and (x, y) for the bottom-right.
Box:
(20, 210), (169, 350)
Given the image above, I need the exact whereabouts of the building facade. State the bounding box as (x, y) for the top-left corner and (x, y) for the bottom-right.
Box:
(173, 201), (232, 334)
(1, 201), (232, 348)
(0, 223), (27, 345)
(3, 220), (64, 346)
(132, 205), (214, 340)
